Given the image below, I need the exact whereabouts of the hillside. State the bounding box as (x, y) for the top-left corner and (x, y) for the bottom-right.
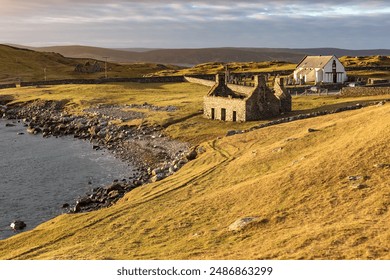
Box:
(340, 55), (390, 67)
(0, 101), (389, 259)
(15, 45), (390, 65)
(152, 61), (296, 77)
(0, 45), (179, 84)
(340, 55), (390, 80)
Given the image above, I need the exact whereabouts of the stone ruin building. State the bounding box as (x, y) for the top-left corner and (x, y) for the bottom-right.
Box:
(74, 61), (102, 73)
(203, 74), (291, 122)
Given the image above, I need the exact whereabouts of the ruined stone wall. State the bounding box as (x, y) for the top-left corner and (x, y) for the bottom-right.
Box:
(227, 84), (253, 95)
(203, 74), (290, 122)
(185, 75), (254, 95)
(274, 77), (292, 113)
(203, 96), (246, 122)
(184, 76), (215, 87)
(246, 87), (281, 120)
(18, 76), (186, 87)
(340, 87), (390, 97)
(0, 83), (16, 89)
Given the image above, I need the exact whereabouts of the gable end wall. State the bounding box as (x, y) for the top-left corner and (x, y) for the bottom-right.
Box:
(203, 96), (246, 122)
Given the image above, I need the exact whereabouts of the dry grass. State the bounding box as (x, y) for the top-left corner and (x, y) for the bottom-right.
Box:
(340, 55), (390, 67)
(0, 44), (178, 83)
(340, 55), (390, 80)
(0, 102), (389, 260)
(154, 61), (296, 76)
(1, 83), (389, 145)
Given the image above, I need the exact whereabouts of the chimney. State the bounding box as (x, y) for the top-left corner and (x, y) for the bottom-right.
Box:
(216, 74), (226, 85)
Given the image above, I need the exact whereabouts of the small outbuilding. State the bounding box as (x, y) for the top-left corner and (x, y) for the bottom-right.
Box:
(293, 55), (347, 84)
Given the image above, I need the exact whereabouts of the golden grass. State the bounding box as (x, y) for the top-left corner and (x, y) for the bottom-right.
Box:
(1, 82), (389, 145)
(154, 61), (296, 76)
(340, 55), (390, 67)
(0, 102), (389, 260)
(346, 70), (390, 80)
(340, 55), (390, 80)
(0, 45), (177, 83)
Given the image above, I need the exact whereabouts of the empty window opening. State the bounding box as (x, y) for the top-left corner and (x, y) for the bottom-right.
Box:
(221, 108), (226, 121)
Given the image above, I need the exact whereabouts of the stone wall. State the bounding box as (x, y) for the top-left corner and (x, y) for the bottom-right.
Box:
(245, 76), (282, 120)
(19, 76), (186, 87)
(227, 84), (254, 95)
(203, 74), (292, 122)
(274, 77), (292, 113)
(0, 83), (16, 89)
(340, 87), (390, 97)
(184, 76), (215, 87)
(185, 75), (255, 95)
(203, 96), (246, 122)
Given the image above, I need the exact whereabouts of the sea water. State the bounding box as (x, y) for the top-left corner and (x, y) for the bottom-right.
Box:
(0, 119), (133, 239)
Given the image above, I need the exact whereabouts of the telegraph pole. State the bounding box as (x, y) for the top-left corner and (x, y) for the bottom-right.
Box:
(103, 57), (109, 79)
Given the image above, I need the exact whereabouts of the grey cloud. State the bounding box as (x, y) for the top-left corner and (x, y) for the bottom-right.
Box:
(0, 0), (388, 48)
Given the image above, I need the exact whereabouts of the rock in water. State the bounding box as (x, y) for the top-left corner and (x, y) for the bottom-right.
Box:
(10, 220), (26, 231)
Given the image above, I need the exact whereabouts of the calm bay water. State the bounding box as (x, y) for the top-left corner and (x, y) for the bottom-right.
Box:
(0, 119), (133, 239)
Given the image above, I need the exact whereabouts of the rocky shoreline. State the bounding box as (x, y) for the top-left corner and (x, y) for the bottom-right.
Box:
(0, 100), (199, 213)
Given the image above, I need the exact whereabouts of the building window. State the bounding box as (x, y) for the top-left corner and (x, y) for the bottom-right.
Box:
(232, 111), (237, 122)
(211, 108), (215, 120)
(221, 108), (226, 121)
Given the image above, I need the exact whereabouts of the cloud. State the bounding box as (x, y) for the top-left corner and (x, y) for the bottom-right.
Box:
(0, 0), (389, 48)
(2, 0), (389, 20)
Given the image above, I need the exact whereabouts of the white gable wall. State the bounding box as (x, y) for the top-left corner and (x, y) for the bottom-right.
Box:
(322, 56), (347, 83)
(294, 55), (347, 84)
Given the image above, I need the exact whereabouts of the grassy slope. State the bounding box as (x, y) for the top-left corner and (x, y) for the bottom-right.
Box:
(340, 55), (390, 80)
(0, 101), (389, 260)
(0, 45), (178, 83)
(154, 61), (296, 76)
(0, 83), (210, 128)
(155, 56), (390, 80)
(2, 83), (389, 145)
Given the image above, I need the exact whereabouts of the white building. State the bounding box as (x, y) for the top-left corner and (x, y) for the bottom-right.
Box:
(294, 55), (347, 84)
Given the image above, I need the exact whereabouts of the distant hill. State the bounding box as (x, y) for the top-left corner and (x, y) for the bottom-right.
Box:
(12, 44), (390, 65)
(0, 44), (179, 83)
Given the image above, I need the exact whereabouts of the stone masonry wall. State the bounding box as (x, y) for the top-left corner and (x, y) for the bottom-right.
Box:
(185, 75), (254, 95)
(0, 83), (16, 89)
(184, 76), (215, 87)
(341, 87), (390, 97)
(19, 76), (186, 87)
(274, 77), (292, 113)
(227, 84), (254, 95)
(203, 96), (246, 122)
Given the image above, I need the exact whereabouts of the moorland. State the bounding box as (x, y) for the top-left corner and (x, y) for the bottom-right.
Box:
(0, 45), (389, 259)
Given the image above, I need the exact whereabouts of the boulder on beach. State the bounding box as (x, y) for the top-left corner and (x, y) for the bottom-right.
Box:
(10, 220), (26, 231)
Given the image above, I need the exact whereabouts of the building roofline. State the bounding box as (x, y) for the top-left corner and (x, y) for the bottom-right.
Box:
(296, 55), (336, 69)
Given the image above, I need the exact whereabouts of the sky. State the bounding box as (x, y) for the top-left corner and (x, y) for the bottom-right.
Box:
(0, 0), (389, 49)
